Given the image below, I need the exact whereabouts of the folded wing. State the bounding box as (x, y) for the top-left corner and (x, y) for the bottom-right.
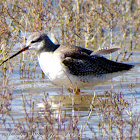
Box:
(63, 53), (134, 77)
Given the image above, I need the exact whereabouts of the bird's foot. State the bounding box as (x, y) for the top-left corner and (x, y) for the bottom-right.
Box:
(67, 88), (81, 95)
(74, 89), (80, 95)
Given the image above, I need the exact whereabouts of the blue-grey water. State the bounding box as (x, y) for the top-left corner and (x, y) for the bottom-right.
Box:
(0, 46), (140, 139)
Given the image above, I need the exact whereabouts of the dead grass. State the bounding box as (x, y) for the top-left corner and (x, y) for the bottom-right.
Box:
(0, 0), (140, 139)
(0, 80), (139, 139)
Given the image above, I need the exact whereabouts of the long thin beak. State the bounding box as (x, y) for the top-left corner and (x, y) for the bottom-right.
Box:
(0, 46), (29, 66)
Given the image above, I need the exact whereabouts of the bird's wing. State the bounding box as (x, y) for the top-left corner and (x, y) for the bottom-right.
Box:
(62, 53), (134, 76)
(91, 47), (120, 56)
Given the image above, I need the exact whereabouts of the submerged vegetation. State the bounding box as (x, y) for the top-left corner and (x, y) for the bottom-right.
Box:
(0, 0), (140, 139)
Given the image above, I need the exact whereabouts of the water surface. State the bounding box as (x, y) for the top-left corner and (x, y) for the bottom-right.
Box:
(0, 49), (140, 139)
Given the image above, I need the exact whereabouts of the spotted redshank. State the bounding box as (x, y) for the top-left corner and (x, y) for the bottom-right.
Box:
(0, 32), (134, 93)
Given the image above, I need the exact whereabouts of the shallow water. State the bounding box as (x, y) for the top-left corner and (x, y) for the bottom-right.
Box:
(0, 50), (140, 139)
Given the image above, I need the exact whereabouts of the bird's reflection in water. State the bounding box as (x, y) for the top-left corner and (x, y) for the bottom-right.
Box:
(37, 92), (111, 119)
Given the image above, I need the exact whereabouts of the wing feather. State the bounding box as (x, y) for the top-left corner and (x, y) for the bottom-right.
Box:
(63, 53), (134, 76)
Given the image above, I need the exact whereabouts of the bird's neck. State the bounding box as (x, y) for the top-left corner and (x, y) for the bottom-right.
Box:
(38, 39), (60, 54)
(44, 36), (60, 52)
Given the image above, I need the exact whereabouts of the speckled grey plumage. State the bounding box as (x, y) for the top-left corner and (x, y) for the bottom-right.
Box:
(63, 52), (134, 76)
(52, 44), (134, 77)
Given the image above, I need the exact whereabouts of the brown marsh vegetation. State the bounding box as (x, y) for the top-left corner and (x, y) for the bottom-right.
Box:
(0, 0), (140, 139)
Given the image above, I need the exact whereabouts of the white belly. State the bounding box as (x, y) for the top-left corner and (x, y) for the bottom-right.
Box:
(38, 52), (75, 88)
(38, 52), (123, 89)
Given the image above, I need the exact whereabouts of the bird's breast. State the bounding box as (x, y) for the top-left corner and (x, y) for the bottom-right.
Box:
(38, 52), (63, 79)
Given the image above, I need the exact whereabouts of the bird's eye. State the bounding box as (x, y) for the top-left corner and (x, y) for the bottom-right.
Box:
(31, 38), (42, 43)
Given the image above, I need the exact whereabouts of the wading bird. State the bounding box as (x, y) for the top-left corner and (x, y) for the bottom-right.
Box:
(0, 32), (134, 94)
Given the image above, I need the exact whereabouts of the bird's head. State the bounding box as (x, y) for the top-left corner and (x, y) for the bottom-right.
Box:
(0, 32), (56, 66)
(26, 32), (56, 53)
